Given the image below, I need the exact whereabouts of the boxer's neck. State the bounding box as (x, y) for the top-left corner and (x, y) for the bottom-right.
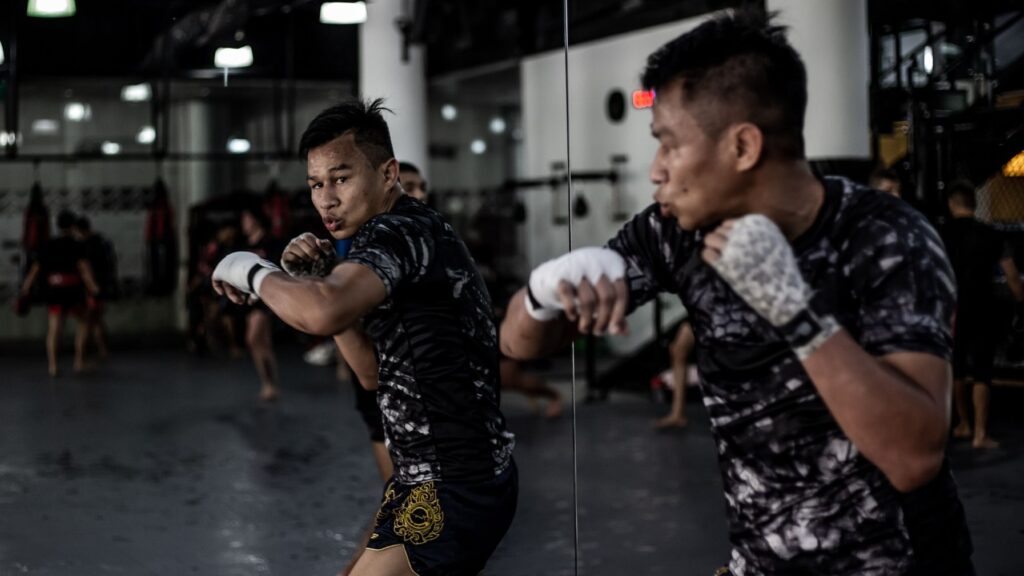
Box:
(747, 161), (825, 243)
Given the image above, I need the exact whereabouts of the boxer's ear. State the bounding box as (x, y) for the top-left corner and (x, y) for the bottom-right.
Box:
(380, 158), (399, 190)
(729, 123), (764, 173)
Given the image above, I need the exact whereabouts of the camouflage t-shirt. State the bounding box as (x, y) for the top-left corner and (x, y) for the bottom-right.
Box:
(347, 195), (515, 485)
(608, 176), (972, 575)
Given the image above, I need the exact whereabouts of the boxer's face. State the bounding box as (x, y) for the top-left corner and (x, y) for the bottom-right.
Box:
(649, 82), (744, 231)
(307, 132), (398, 239)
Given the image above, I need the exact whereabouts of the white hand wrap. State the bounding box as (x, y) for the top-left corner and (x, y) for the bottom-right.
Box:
(525, 247), (627, 322)
(213, 252), (281, 297)
(708, 215), (839, 360)
(282, 233), (337, 278)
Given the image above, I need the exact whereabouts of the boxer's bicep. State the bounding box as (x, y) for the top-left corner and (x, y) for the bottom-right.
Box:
(322, 261), (388, 321)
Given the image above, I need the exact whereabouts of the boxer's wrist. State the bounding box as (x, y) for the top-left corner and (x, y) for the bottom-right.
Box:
(524, 285), (560, 322)
(249, 263), (279, 295)
(779, 307), (840, 360)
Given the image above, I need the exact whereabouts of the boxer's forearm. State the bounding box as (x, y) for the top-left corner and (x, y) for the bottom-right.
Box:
(802, 330), (950, 493)
(259, 262), (386, 337)
(334, 326), (378, 391)
(499, 288), (576, 359)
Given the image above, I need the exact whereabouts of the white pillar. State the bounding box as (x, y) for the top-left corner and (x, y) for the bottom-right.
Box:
(769, 0), (870, 159)
(359, 0), (428, 174)
(172, 100), (214, 330)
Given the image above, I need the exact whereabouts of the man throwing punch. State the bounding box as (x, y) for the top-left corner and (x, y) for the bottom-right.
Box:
(501, 11), (973, 576)
(212, 100), (517, 576)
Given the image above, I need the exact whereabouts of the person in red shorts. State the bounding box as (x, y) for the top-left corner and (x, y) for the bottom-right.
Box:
(20, 210), (100, 377)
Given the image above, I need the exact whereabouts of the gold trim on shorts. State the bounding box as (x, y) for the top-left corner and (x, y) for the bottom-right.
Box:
(392, 481), (445, 545)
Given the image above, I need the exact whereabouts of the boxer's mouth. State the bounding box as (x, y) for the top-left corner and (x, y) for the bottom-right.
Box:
(323, 216), (341, 232)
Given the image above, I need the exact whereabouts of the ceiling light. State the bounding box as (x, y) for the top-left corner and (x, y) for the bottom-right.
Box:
(121, 83), (151, 102)
(470, 139), (487, 155)
(441, 104), (457, 121)
(64, 102), (91, 122)
(137, 126), (156, 145)
(101, 141), (121, 155)
(0, 132), (17, 147)
(227, 138), (251, 154)
(489, 117), (506, 135)
(214, 46), (253, 69)
(32, 119), (59, 134)
(922, 46), (934, 75)
(0, 41), (5, 66)
(320, 2), (367, 24)
(27, 0), (76, 17)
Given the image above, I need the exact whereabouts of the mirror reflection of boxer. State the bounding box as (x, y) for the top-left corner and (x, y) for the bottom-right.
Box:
(213, 100), (516, 576)
(501, 11), (973, 576)
(20, 210), (100, 377)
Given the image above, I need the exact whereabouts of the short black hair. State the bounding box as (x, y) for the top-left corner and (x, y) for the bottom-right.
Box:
(298, 99), (396, 167)
(870, 168), (899, 185)
(57, 209), (77, 230)
(641, 9), (807, 159)
(76, 215), (92, 232)
(398, 161), (420, 174)
(947, 180), (977, 211)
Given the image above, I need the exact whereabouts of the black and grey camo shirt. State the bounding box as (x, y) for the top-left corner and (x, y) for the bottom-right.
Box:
(608, 176), (973, 575)
(347, 194), (515, 485)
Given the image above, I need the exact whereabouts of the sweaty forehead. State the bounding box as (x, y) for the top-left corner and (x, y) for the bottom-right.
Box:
(308, 134), (367, 169)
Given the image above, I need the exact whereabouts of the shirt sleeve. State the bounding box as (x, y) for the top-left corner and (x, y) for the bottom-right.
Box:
(846, 209), (957, 359)
(345, 215), (434, 295)
(605, 205), (680, 314)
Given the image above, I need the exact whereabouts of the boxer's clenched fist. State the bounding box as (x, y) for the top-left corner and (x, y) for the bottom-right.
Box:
(212, 252), (281, 305)
(526, 247), (629, 336)
(702, 214), (839, 359)
(282, 232), (337, 278)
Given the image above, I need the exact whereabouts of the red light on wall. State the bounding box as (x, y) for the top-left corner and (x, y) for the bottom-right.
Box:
(632, 90), (654, 109)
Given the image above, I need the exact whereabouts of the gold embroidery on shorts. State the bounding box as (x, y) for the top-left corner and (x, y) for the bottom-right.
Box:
(392, 481), (444, 545)
(375, 482), (398, 525)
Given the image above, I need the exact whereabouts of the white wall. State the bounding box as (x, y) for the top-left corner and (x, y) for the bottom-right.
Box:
(519, 16), (713, 354)
(770, 0), (870, 159)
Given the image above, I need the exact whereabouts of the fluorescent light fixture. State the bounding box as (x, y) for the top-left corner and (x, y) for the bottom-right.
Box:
(121, 83), (151, 102)
(64, 102), (91, 122)
(489, 117), (506, 135)
(227, 138), (251, 154)
(923, 46), (934, 74)
(441, 104), (457, 121)
(214, 46), (253, 69)
(101, 141), (121, 155)
(0, 41), (5, 66)
(320, 2), (367, 24)
(27, 0), (76, 17)
(137, 126), (156, 145)
(32, 119), (59, 134)
(470, 139), (487, 155)
(0, 132), (17, 146)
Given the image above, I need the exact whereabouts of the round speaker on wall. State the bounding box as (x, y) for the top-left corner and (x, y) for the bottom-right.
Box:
(606, 89), (626, 123)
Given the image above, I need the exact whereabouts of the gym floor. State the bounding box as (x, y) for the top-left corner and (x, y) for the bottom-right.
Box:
(1, 347), (1021, 575)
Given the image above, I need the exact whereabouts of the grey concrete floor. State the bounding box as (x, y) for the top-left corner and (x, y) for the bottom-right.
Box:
(0, 346), (1022, 575)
